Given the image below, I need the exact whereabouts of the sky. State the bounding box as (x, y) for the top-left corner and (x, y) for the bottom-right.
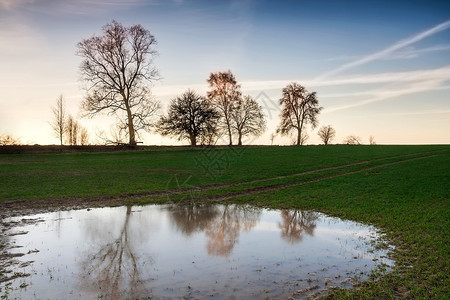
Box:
(1, 0), (449, 145)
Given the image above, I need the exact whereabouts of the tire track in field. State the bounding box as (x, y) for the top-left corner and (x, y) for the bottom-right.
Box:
(0, 152), (444, 217)
(148, 149), (446, 197)
(179, 153), (439, 203)
(0, 151), (444, 214)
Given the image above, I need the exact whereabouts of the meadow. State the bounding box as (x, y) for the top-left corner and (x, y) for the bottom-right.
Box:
(0, 144), (449, 298)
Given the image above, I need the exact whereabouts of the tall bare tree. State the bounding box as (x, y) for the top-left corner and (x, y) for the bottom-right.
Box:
(207, 70), (241, 146)
(66, 115), (75, 146)
(72, 120), (79, 146)
(318, 125), (336, 145)
(50, 95), (66, 145)
(77, 20), (160, 145)
(277, 82), (322, 145)
(156, 90), (220, 146)
(231, 95), (266, 146)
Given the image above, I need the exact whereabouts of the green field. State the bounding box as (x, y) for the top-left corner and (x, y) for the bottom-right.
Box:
(1, 145), (449, 298)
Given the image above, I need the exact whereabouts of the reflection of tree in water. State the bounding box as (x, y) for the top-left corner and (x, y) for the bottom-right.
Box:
(278, 210), (318, 244)
(167, 204), (262, 257)
(80, 206), (149, 299)
(205, 205), (261, 257)
(167, 203), (219, 236)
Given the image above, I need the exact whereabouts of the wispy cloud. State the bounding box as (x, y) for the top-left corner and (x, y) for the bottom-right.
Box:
(151, 66), (450, 104)
(322, 44), (450, 63)
(383, 44), (450, 60)
(324, 79), (450, 114)
(233, 66), (450, 91)
(386, 110), (450, 117)
(316, 20), (450, 80)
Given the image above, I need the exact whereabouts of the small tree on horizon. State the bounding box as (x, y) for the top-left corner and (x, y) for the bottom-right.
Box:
(50, 95), (67, 146)
(277, 82), (322, 146)
(270, 132), (276, 145)
(318, 125), (336, 145)
(80, 127), (89, 145)
(156, 90), (220, 146)
(231, 95), (266, 146)
(343, 135), (362, 145)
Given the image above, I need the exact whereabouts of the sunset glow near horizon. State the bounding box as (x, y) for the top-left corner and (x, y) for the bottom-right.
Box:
(1, 0), (449, 145)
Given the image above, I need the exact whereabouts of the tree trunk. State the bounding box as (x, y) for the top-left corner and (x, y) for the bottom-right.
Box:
(297, 120), (303, 146)
(226, 118), (233, 146)
(190, 134), (197, 147)
(238, 132), (242, 146)
(125, 104), (136, 145)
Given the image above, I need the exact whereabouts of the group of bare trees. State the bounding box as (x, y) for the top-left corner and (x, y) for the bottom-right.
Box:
(57, 20), (379, 147)
(316, 126), (375, 145)
(71, 21), (324, 147)
(0, 134), (21, 146)
(50, 95), (89, 146)
(157, 71), (266, 146)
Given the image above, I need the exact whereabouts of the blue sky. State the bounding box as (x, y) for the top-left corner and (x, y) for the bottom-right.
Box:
(1, 0), (449, 145)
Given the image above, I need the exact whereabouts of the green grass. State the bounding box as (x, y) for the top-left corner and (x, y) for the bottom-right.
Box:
(0, 144), (449, 298)
(0, 144), (446, 201)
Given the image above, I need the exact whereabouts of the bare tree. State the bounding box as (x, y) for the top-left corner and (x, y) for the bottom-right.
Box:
(317, 125), (336, 145)
(0, 134), (20, 145)
(270, 132), (276, 145)
(207, 70), (241, 146)
(96, 124), (128, 145)
(369, 135), (376, 145)
(72, 120), (79, 146)
(343, 135), (362, 145)
(77, 20), (160, 145)
(50, 95), (66, 145)
(66, 115), (75, 145)
(277, 82), (322, 145)
(79, 126), (89, 145)
(231, 95), (266, 146)
(156, 90), (220, 146)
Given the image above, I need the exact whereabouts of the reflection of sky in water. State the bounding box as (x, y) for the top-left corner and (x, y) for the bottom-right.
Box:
(2, 204), (393, 299)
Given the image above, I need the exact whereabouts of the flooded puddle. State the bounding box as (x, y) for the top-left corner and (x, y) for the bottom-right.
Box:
(1, 204), (393, 299)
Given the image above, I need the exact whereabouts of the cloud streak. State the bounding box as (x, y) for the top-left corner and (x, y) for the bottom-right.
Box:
(324, 79), (450, 114)
(316, 20), (450, 80)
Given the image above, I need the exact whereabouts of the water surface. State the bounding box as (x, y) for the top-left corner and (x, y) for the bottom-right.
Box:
(1, 204), (393, 299)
